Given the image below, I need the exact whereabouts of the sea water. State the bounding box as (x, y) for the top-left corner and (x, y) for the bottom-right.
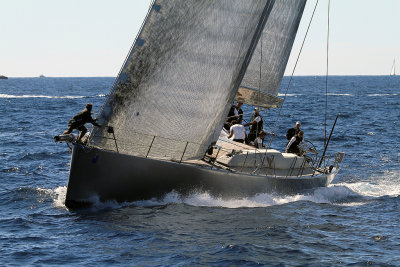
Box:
(0, 76), (399, 266)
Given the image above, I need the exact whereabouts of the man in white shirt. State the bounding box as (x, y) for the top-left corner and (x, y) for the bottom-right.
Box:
(228, 119), (247, 143)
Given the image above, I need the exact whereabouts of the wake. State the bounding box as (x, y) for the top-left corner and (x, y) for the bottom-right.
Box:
(49, 170), (399, 210)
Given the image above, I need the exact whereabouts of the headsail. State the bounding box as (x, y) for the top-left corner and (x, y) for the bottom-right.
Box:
(238, 0), (307, 108)
(90, 0), (275, 160)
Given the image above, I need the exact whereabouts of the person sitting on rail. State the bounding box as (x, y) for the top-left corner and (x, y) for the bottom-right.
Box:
(228, 119), (246, 143)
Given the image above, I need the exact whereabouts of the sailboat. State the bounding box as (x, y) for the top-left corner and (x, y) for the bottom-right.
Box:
(62, 0), (345, 209)
(390, 59), (396, 76)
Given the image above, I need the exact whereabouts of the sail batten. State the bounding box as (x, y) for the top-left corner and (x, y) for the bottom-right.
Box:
(90, 0), (275, 160)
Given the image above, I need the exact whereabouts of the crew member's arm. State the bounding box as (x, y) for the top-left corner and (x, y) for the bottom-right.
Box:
(286, 136), (296, 152)
(89, 117), (102, 127)
(228, 128), (233, 139)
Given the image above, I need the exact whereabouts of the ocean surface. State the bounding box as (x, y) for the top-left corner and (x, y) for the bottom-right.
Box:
(0, 76), (399, 266)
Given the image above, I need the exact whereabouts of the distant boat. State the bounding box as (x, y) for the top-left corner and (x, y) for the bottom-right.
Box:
(39, 74), (45, 78)
(0, 75), (8, 79)
(390, 59), (396, 76)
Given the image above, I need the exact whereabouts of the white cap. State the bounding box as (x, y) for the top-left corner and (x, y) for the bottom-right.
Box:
(296, 121), (301, 125)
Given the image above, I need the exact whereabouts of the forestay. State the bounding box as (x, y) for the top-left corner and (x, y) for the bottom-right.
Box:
(90, 0), (275, 160)
(239, 0), (306, 108)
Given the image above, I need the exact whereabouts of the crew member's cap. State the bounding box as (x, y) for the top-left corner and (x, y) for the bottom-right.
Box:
(296, 121), (301, 125)
(254, 107), (260, 111)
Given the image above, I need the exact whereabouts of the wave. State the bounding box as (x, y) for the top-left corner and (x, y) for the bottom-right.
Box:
(277, 93), (301, 97)
(367, 93), (398, 97)
(0, 94), (106, 99)
(326, 93), (353, 96)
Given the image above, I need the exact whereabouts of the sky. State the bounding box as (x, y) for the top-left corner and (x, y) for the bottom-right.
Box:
(0, 0), (399, 77)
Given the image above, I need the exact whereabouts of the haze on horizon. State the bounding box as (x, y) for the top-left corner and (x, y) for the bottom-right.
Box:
(0, 0), (399, 77)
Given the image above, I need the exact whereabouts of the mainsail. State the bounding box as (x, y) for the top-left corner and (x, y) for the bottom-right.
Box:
(90, 0), (276, 160)
(238, 0), (306, 108)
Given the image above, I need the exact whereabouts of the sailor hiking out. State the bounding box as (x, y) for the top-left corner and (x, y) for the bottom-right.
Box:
(58, 103), (102, 143)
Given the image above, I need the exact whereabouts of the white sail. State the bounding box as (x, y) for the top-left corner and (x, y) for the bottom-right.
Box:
(390, 59), (396, 75)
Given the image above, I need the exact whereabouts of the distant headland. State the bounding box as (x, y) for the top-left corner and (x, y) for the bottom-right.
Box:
(0, 75), (8, 79)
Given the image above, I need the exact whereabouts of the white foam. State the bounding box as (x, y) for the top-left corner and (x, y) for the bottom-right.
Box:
(131, 187), (359, 208)
(368, 93), (398, 97)
(327, 93), (353, 96)
(277, 93), (300, 97)
(0, 94), (86, 99)
(52, 186), (68, 209)
(49, 170), (400, 210)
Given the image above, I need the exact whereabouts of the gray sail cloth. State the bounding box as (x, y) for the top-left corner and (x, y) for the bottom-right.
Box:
(239, 0), (306, 108)
(90, 0), (276, 160)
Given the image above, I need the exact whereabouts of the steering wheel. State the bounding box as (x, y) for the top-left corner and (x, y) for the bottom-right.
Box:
(300, 140), (319, 164)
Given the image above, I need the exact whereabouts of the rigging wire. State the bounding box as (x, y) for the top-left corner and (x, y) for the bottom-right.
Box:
(267, 0), (320, 149)
(258, 32), (263, 106)
(324, 0), (331, 148)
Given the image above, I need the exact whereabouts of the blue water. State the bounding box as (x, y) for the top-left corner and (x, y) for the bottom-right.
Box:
(0, 76), (399, 266)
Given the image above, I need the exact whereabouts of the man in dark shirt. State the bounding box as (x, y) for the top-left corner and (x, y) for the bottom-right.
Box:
(286, 130), (304, 155)
(286, 121), (301, 141)
(245, 107), (263, 143)
(224, 102), (243, 131)
(63, 103), (101, 143)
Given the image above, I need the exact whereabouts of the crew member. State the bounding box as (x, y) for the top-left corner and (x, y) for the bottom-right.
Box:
(228, 119), (246, 143)
(254, 131), (267, 149)
(286, 121), (301, 141)
(245, 107), (263, 143)
(224, 102), (243, 131)
(286, 130), (304, 155)
(63, 103), (102, 143)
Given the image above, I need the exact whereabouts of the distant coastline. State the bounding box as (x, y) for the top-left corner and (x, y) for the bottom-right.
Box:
(0, 75), (8, 79)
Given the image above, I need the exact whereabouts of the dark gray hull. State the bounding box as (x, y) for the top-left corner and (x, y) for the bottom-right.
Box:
(65, 144), (336, 209)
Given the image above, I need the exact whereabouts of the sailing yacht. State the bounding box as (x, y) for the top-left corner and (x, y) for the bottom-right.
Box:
(390, 59), (396, 76)
(61, 0), (345, 208)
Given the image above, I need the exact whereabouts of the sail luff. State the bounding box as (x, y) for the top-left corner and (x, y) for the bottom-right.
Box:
(93, 1), (157, 125)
